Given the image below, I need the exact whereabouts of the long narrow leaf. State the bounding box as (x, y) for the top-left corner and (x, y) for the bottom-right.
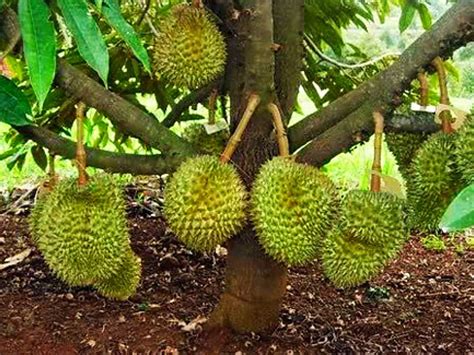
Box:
(102, 0), (151, 73)
(57, 0), (109, 84)
(0, 75), (32, 126)
(18, 0), (56, 111)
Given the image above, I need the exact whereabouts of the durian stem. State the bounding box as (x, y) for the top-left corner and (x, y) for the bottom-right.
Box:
(267, 103), (290, 157)
(432, 57), (453, 134)
(192, 0), (203, 8)
(371, 111), (384, 193)
(417, 71), (429, 107)
(47, 152), (57, 189)
(208, 88), (218, 125)
(220, 94), (261, 163)
(76, 102), (88, 186)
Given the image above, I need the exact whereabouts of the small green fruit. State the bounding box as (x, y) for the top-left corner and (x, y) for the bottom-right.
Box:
(454, 114), (474, 184)
(322, 229), (398, 288)
(29, 175), (130, 286)
(164, 155), (247, 252)
(251, 157), (339, 266)
(407, 133), (462, 231)
(182, 123), (229, 156)
(340, 190), (407, 245)
(95, 250), (142, 301)
(153, 5), (227, 88)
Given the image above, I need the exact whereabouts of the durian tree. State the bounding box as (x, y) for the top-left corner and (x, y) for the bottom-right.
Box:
(1, 0), (473, 333)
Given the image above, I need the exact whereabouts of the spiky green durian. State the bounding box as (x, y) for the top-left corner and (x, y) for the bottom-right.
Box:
(95, 250), (141, 301)
(385, 132), (429, 178)
(153, 4), (226, 88)
(454, 114), (474, 184)
(251, 157), (339, 266)
(407, 133), (463, 231)
(29, 175), (130, 286)
(182, 123), (229, 156)
(340, 190), (407, 245)
(322, 229), (397, 288)
(164, 155), (247, 252)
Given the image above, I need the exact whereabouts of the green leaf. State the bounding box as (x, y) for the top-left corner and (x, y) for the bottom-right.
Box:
(399, 2), (416, 33)
(101, 0), (151, 73)
(0, 75), (32, 126)
(417, 3), (432, 30)
(57, 0), (109, 84)
(440, 183), (474, 232)
(18, 0), (56, 112)
(31, 145), (47, 170)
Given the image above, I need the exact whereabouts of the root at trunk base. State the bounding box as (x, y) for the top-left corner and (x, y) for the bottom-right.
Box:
(209, 233), (287, 333)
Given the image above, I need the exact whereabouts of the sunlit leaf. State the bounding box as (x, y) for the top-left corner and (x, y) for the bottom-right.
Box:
(440, 183), (474, 232)
(399, 2), (416, 33)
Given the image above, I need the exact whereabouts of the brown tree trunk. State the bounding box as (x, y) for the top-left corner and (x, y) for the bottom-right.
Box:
(208, 0), (303, 333)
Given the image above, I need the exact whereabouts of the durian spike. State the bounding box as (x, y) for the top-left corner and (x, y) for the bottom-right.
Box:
(371, 111), (384, 193)
(75, 102), (88, 186)
(268, 102), (290, 158)
(432, 57), (453, 134)
(220, 94), (261, 163)
(417, 71), (429, 107)
(208, 88), (218, 125)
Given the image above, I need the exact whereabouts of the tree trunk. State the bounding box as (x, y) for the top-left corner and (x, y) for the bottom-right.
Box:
(208, 0), (302, 333)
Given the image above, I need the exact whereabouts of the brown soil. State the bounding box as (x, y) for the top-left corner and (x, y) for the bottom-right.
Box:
(1, 213), (473, 354)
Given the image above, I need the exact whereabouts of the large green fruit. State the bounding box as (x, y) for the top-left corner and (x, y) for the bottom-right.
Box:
(407, 133), (463, 231)
(251, 157), (339, 266)
(454, 114), (474, 184)
(95, 250), (141, 301)
(29, 175), (130, 286)
(322, 230), (397, 288)
(182, 123), (229, 156)
(153, 4), (226, 88)
(340, 190), (407, 245)
(164, 155), (247, 252)
(385, 132), (428, 178)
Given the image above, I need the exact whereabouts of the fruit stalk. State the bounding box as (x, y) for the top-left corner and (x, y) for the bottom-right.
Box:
(220, 94), (261, 163)
(417, 71), (429, 107)
(432, 57), (453, 134)
(268, 103), (289, 157)
(76, 102), (88, 186)
(47, 152), (57, 189)
(208, 88), (218, 125)
(371, 111), (384, 193)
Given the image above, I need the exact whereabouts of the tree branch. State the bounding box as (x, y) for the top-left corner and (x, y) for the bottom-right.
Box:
(295, 0), (474, 166)
(288, 0), (474, 156)
(55, 60), (195, 157)
(162, 80), (220, 127)
(16, 125), (185, 175)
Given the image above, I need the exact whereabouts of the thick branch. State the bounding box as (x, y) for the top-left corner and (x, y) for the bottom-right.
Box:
(296, 0), (473, 166)
(16, 126), (185, 175)
(290, 0), (474, 154)
(55, 60), (195, 157)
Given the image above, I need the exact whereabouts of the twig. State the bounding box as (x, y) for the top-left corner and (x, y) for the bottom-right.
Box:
(432, 57), (453, 134)
(417, 71), (429, 107)
(76, 102), (88, 186)
(220, 94), (261, 163)
(267, 103), (289, 157)
(208, 89), (219, 125)
(135, 0), (151, 26)
(371, 112), (384, 193)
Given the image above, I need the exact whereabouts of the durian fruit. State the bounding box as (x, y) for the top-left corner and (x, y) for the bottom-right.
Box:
(339, 190), (407, 245)
(322, 190), (407, 288)
(29, 174), (131, 286)
(454, 114), (474, 184)
(407, 133), (463, 231)
(164, 155), (247, 252)
(251, 157), (339, 266)
(385, 132), (429, 178)
(153, 4), (227, 89)
(95, 250), (142, 301)
(182, 123), (229, 156)
(322, 230), (395, 288)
